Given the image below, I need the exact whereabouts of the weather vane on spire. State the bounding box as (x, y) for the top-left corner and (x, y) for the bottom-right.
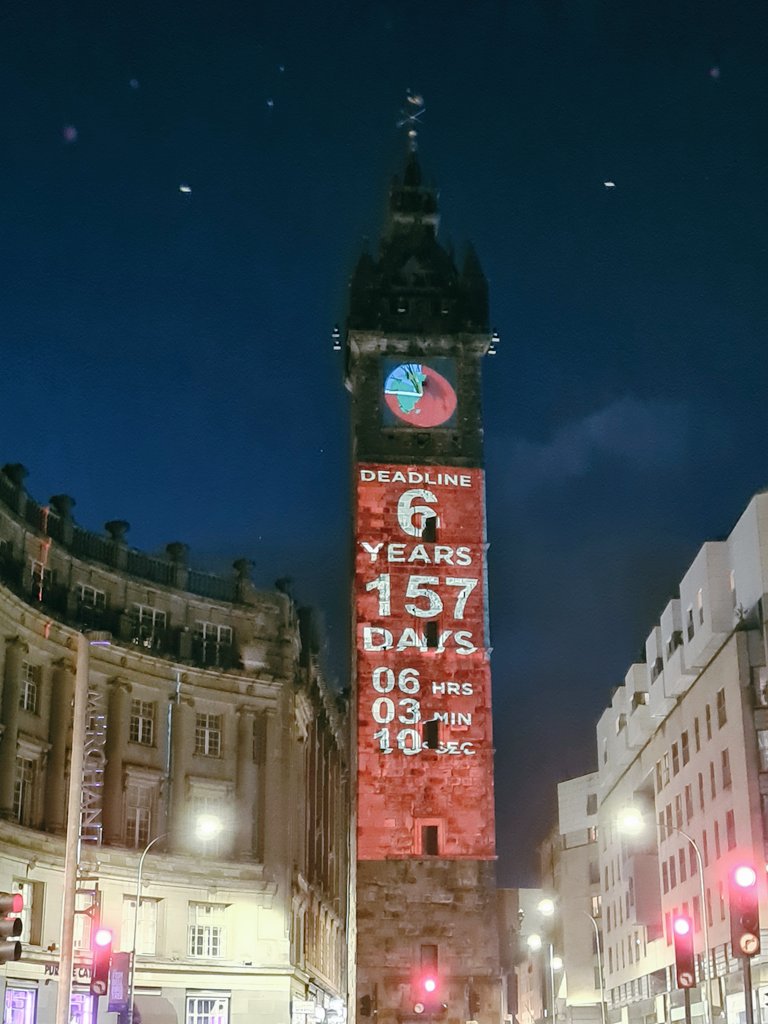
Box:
(396, 90), (425, 151)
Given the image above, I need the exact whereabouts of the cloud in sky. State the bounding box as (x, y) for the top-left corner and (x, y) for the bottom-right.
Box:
(494, 396), (690, 497)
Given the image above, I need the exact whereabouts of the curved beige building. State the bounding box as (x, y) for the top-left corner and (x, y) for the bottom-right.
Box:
(0, 463), (348, 1024)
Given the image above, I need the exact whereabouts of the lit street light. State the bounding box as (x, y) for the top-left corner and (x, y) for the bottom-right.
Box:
(126, 814), (223, 1024)
(618, 807), (711, 1024)
(534, 896), (607, 1024)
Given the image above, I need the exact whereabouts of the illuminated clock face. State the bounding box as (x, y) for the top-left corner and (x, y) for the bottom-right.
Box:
(383, 362), (457, 427)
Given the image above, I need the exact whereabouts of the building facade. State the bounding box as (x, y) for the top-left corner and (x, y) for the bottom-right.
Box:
(345, 149), (503, 1024)
(549, 490), (768, 1024)
(0, 464), (348, 1024)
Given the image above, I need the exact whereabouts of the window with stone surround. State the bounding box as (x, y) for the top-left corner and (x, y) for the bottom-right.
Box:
(19, 662), (40, 714)
(193, 622), (233, 668)
(195, 713), (222, 757)
(125, 780), (154, 849)
(129, 699), (155, 746)
(188, 902), (226, 958)
(186, 997), (228, 1024)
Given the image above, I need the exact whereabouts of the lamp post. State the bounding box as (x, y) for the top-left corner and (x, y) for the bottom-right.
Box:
(537, 898), (606, 1024)
(126, 814), (222, 1024)
(582, 912), (607, 1024)
(619, 809), (711, 1024)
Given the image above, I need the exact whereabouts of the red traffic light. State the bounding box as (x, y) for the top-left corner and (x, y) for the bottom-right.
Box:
(423, 977), (437, 994)
(672, 914), (695, 989)
(90, 925), (113, 996)
(730, 864), (761, 957)
(734, 865), (757, 889)
(0, 892), (23, 964)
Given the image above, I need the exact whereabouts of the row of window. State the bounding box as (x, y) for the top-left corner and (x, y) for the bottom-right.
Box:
(16, 677), (223, 758)
(14, 750), (230, 840)
(655, 689), (727, 792)
(15, 878), (230, 959)
(606, 929), (646, 975)
(5, 989), (229, 1024)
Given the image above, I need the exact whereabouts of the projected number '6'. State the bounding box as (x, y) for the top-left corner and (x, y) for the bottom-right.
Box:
(397, 488), (439, 537)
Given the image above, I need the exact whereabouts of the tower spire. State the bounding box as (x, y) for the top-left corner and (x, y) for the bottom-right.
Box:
(396, 89), (425, 152)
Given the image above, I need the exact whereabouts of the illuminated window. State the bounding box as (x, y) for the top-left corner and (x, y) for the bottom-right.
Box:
(188, 903), (226, 958)
(4, 989), (36, 1024)
(19, 663), (40, 714)
(195, 714), (222, 757)
(591, 895), (602, 917)
(129, 700), (155, 746)
(696, 588), (704, 625)
(186, 997), (229, 1024)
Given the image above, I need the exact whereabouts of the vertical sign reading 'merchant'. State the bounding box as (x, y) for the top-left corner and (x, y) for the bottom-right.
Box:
(354, 463), (495, 861)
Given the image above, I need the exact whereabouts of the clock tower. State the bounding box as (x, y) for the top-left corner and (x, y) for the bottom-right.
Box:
(344, 140), (502, 1024)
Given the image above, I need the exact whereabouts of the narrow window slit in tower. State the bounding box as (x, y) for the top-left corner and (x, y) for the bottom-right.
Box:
(422, 825), (439, 856)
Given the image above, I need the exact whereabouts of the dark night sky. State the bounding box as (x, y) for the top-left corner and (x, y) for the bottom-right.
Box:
(2, 0), (768, 884)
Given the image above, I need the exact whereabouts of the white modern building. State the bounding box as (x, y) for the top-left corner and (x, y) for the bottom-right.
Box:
(550, 489), (768, 1024)
(0, 464), (349, 1024)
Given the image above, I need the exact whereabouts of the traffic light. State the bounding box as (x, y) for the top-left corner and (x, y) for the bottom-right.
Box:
(730, 864), (761, 957)
(0, 892), (23, 963)
(672, 914), (695, 989)
(90, 925), (113, 996)
(414, 975), (447, 1017)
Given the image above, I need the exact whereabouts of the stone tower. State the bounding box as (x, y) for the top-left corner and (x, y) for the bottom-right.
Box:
(344, 147), (503, 1024)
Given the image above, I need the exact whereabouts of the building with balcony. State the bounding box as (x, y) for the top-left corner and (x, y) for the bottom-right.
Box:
(0, 463), (349, 1024)
(592, 490), (768, 1024)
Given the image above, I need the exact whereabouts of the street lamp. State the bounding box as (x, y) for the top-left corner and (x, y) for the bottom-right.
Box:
(535, 897), (606, 1024)
(126, 814), (223, 1024)
(618, 808), (712, 1024)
